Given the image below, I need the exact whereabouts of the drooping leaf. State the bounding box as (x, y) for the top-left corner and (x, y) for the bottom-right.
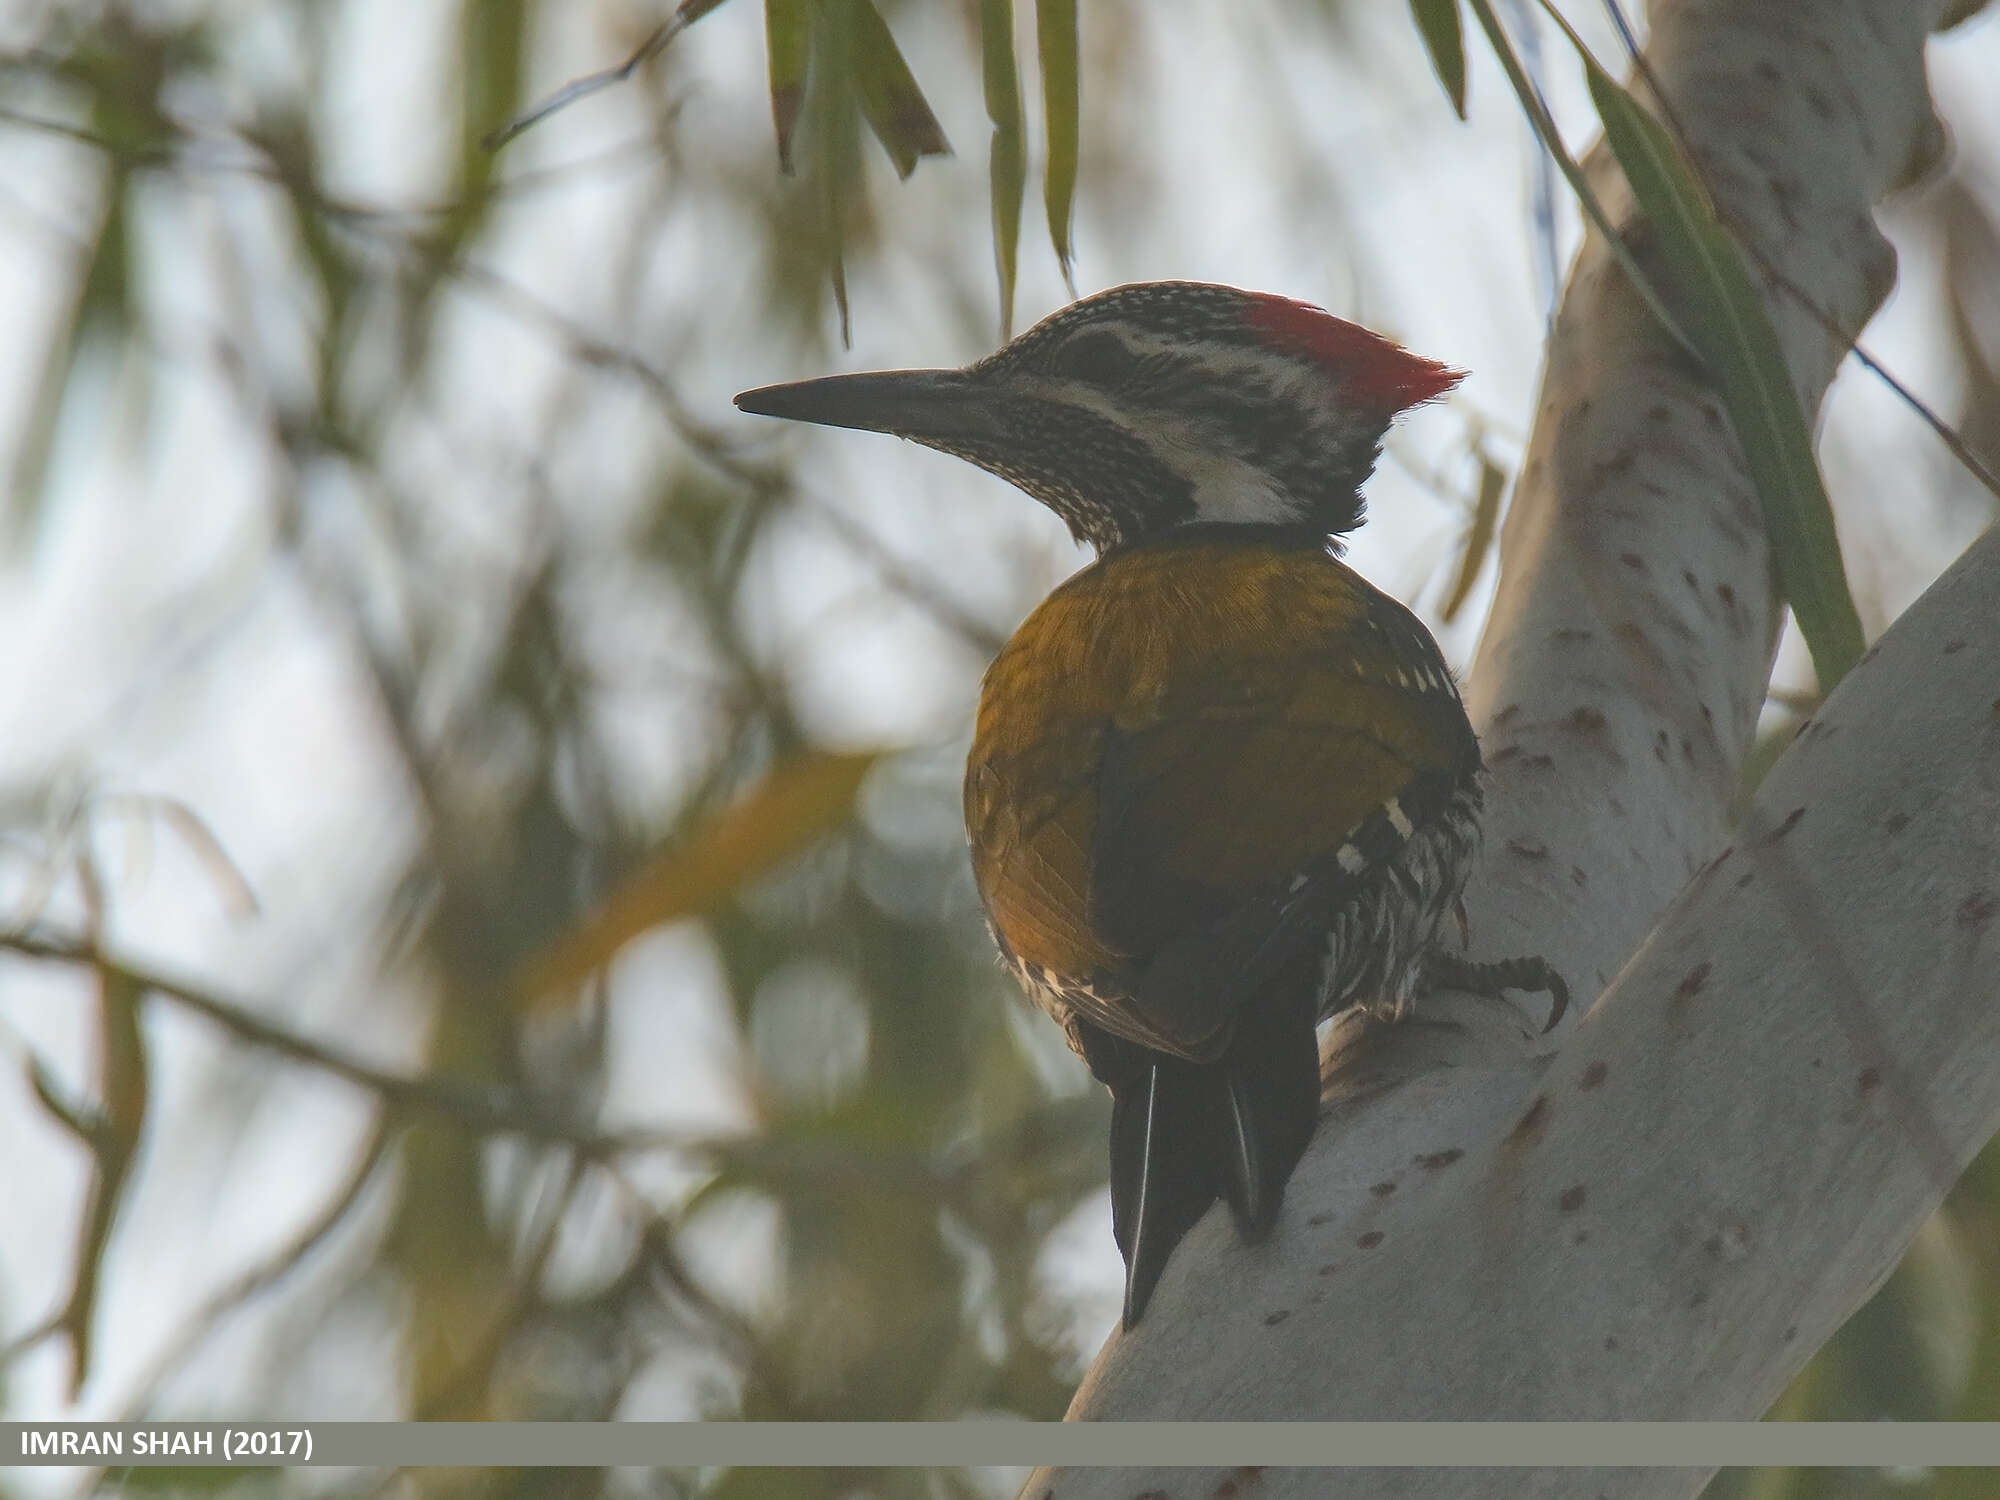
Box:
(1036, 0), (1079, 294)
(1409, 0), (1468, 119)
(765, 0), (810, 172)
(1441, 448), (1507, 623)
(982, 0), (1027, 337)
(677, 0), (737, 24)
(7, 176), (130, 534)
(806, 0), (861, 343)
(850, 0), (950, 180)
(516, 750), (883, 1009)
(1539, 6), (1864, 687)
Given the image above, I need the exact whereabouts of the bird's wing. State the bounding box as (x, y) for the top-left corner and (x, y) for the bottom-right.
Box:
(1088, 561), (1477, 1057)
(967, 539), (1476, 1061)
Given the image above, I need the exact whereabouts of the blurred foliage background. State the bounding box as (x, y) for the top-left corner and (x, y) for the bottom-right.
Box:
(0, 2), (1998, 1498)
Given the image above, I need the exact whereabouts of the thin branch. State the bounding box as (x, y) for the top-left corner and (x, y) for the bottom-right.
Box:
(1, 98), (672, 225)
(1596, 0), (2000, 504)
(444, 258), (1010, 656)
(29, 80), (1013, 663)
(605, 1163), (771, 1383)
(482, 17), (685, 152)
(113, 1123), (397, 1416)
(0, 931), (702, 1156)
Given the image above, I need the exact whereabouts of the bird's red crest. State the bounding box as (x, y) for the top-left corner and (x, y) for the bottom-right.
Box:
(1242, 294), (1463, 414)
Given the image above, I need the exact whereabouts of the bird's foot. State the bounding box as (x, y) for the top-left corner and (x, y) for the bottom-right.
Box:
(1423, 951), (1570, 1033)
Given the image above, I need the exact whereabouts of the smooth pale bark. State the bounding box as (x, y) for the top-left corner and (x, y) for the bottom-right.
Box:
(1030, 0), (1985, 1495)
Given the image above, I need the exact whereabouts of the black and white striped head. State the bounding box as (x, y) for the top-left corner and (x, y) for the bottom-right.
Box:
(736, 281), (1462, 554)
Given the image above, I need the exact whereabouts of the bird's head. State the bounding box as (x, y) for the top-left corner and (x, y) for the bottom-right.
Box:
(735, 281), (1461, 554)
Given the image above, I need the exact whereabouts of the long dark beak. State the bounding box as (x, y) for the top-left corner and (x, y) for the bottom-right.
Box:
(734, 368), (999, 445)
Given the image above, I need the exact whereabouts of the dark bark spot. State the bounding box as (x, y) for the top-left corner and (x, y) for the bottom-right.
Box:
(1619, 552), (1647, 572)
(1509, 1094), (1551, 1147)
(1559, 1185), (1587, 1212)
(1581, 1061), (1608, 1090)
(1416, 1148), (1464, 1170)
(1885, 812), (1909, 835)
(1859, 1067), (1882, 1096)
(1958, 893), (1996, 929)
(1494, 702), (1522, 725)
(1370, 1181), (1397, 1198)
(1944, 639), (1966, 655)
(1569, 706), (1609, 734)
(1357, 1231), (1384, 1249)
(1507, 837), (1550, 860)
(1761, 807), (1806, 842)
(1263, 1310), (1290, 1327)
(1571, 865), (1588, 888)
(1673, 961), (1712, 1006)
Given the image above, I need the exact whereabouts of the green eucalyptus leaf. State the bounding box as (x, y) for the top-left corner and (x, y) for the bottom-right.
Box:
(1409, 0), (1467, 119)
(764, 0), (810, 173)
(982, 0), (1027, 336)
(1036, 0), (1079, 292)
(850, 0), (950, 180)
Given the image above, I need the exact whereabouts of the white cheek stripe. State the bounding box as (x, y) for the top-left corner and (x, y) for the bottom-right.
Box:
(1010, 354), (1316, 529)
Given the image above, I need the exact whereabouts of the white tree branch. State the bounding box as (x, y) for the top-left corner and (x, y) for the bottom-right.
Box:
(1031, 0), (1982, 1494)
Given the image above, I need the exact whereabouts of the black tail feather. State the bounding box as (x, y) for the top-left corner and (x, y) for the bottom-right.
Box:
(1220, 987), (1318, 1239)
(1102, 984), (1319, 1328)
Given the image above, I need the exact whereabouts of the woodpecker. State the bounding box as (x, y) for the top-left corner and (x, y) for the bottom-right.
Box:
(737, 281), (1566, 1327)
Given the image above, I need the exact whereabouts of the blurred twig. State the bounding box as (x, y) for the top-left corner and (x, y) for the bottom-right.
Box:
(607, 1165), (772, 1385)
(482, 14), (686, 151)
(0, 932), (699, 1155)
(445, 258), (1009, 656)
(114, 1122), (397, 1416)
